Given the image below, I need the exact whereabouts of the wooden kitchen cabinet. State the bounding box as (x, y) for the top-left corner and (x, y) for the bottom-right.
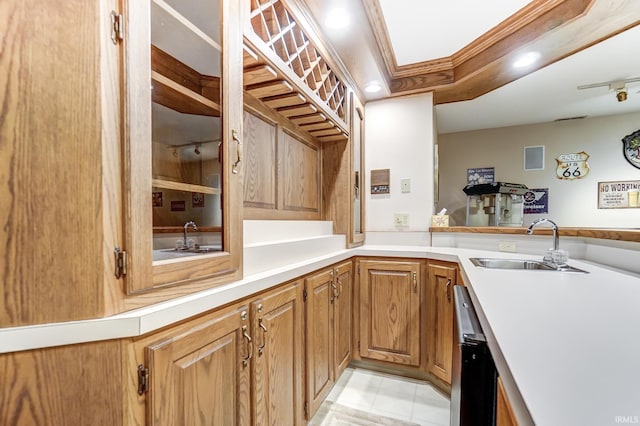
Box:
(144, 303), (252, 425)
(304, 261), (353, 419)
(132, 279), (304, 425)
(333, 261), (354, 377)
(426, 260), (457, 384)
(120, 0), (244, 298)
(358, 259), (422, 367)
(251, 280), (305, 425)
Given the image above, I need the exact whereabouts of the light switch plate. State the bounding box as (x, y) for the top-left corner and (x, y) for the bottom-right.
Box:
(401, 178), (411, 193)
(394, 213), (410, 226)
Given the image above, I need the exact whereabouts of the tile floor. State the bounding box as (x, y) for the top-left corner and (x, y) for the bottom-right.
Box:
(313, 367), (451, 426)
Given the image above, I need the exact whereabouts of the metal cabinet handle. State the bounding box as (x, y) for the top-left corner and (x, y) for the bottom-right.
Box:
(242, 325), (253, 367)
(412, 272), (418, 293)
(258, 319), (268, 355)
(335, 276), (343, 298)
(232, 129), (242, 174)
(446, 279), (452, 302)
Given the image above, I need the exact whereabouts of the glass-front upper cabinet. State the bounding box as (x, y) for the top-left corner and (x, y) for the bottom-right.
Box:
(122, 0), (243, 295)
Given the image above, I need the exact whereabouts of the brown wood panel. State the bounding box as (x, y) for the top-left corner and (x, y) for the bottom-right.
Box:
(252, 281), (304, 425)
(310, 127), (342, 137)
(333, 261), (353, 378)
(299, 120), (335, 131)
(289, 112), (327, 126)
(428, 225), (640, 242)
(263, 92), (307, 109)
(426, 261), (456, 384)
(322, 139), (350, 236)
(305, 269), (335, 418)
(152, 71), (222, 117)
(282, 131), (320, 212)
(316, 132), (348, 143)
(0, 0), (106, 326)
(146, 303), (251, 425)
(243, 95), (322, 220)
(277, 103), (318, 117)
(246, 80), (293, 98)
(350, 95), (365, 247)
(359, 260), (421, 366)
(243, 111), (277, 209)
(497, 376), (519, 426)
(243, 64), (278, 86)
(0, 340), (123, 424)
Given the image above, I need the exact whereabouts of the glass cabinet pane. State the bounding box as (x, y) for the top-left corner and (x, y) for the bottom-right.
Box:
(150, 0), (224, 259)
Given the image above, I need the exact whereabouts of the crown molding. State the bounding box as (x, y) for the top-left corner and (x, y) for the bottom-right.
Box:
(361, 0), (640, 103)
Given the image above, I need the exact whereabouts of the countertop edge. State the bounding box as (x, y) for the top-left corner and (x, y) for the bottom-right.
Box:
(0, 245), (453, 354)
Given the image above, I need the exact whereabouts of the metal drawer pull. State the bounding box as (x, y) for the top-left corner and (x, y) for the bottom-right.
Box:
(258, 319), (268, 355)
(446, 279), (452, 302)
(232, 129), (242, 174)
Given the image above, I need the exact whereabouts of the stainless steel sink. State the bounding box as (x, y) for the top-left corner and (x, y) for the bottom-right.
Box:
(470, 258), (588, 273)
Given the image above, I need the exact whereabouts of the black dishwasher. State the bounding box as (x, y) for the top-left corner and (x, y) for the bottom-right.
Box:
(450, 285), (497, 426)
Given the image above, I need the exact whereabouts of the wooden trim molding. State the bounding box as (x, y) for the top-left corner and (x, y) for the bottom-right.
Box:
(429, 226), (640, 243)
(362, 0), (640, 103)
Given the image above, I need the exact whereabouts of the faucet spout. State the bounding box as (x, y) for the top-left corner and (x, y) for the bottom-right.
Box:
(526, 218), (560, 261)
(183, 221), (198, 248)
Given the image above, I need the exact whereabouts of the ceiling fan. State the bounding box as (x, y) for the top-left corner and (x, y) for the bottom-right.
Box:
(577, 77), (640, 102)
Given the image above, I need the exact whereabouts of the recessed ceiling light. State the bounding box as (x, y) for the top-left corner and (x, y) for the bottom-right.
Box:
(513, 52), (541, 68)
(325, 8), (350, 29)
(365, 81), (382, 93)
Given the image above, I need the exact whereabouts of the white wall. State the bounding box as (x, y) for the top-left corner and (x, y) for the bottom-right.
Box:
(364, 93), (435, 238)
(437, 112), (640, 227)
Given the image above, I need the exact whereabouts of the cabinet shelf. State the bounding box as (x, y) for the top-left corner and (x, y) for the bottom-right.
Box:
(152, 0), (221, 52)
(153, 226), (223, 234)
(152, 71), (221, 117)
(152, 178), (221, 195)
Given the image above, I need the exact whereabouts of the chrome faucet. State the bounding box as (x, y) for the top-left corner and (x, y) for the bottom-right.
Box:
(183, 221), (198, 249)
(526, 218), (559, 263)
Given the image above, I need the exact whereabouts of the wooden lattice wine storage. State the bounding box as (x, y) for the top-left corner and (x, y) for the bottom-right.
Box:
(244, 0), (349, 142)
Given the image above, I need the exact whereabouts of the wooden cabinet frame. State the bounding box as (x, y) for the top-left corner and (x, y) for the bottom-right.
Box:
(119, 0), (244, 304)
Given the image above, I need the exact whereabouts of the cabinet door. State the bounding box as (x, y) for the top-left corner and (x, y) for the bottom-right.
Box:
(122, 0), (243, 294)
(427, 261), (456, 384)
(145, 303), (251, 425)
(252, 281), (304, 425)
(304, 268), (335, 418)
(333, 261), (353, 378)
(359, 260), (421, 366)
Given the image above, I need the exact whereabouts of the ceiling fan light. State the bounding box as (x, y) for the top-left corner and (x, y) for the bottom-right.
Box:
(513, 52), (541, 68)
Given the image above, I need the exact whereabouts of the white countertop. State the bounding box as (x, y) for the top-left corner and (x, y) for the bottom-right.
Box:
(2, 244), (640, 425)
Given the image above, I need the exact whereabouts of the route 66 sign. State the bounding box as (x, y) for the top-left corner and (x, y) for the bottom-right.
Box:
(622, 129), (640, 169)
(555, 152), (590, 180)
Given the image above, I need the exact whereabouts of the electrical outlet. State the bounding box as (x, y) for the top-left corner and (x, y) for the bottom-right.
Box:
(499, 241), (517, 253)
(400, 178), (411, 193)
(394, 213), (409, 226)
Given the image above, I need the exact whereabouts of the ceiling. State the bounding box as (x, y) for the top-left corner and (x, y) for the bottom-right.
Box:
(300, 0), (640, 133)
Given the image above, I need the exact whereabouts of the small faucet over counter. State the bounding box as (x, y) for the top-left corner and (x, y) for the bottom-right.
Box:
(526, 218), (567, 265)
(183, 220), (198, 249)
